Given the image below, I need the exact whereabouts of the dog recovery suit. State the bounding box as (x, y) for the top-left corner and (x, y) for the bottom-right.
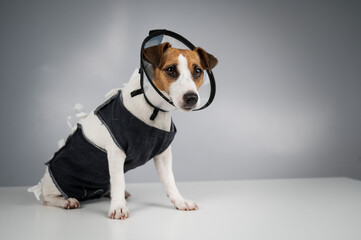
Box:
(46, 90), (176, 201)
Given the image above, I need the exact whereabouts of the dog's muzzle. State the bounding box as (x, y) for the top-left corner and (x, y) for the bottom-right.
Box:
(183, 92), (199, 110)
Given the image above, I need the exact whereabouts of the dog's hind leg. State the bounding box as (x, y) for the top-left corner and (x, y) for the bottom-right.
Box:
(125, 190), (131, 199)
(42, 195), (80, 209)
(41, 168), (80, 209)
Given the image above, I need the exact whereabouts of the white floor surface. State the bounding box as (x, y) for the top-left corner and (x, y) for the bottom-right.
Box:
(1, 178), (361, 240)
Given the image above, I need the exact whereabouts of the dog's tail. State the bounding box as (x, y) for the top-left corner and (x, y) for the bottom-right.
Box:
(27, 182), (42, 201)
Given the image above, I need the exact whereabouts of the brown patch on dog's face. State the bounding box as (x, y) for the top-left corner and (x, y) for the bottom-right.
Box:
(152, 48), (205, 94)
(143, 43), (218, 95)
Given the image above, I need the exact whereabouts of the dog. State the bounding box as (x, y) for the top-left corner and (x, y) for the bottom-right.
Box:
(29, 42), (218, 220)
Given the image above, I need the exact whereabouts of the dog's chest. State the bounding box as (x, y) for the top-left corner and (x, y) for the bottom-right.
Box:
(95, 91), (177, 168)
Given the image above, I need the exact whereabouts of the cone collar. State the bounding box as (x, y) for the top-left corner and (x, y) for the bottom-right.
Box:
(139, 29), (216, 112)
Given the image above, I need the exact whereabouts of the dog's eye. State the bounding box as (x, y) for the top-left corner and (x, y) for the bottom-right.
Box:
(164, 66), (178, 78)
(193, 67), (203, 78)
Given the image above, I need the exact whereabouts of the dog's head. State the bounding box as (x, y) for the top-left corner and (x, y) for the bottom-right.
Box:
(143, 42), (218, 111)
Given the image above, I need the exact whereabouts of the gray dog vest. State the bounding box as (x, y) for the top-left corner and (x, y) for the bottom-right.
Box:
(46, 90), (176, 201)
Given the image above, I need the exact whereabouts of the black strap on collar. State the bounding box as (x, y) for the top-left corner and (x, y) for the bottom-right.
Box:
(150, 109), (159, 121)
(130, 89), (143, 97)
(130, 88), (160, 121)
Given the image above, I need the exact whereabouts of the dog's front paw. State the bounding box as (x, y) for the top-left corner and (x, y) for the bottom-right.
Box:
(108, 200), (129, 220)
(171, 198), (198, 211)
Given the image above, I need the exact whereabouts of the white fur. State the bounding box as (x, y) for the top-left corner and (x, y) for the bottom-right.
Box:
(169, 54), (200, 110)
(32, 64), (198, 219)
(154, 146), (198, 210)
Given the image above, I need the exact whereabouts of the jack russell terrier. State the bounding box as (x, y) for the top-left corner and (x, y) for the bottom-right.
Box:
(29, 41), (218, 220)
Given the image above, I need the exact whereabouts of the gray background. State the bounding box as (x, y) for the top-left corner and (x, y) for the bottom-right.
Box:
(1, 0), (361, 186)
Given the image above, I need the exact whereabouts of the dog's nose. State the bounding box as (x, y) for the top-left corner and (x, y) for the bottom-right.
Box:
(183, 92), (198, 107)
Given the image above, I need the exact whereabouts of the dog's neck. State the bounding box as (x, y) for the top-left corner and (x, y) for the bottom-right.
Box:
(122, 69), (173, 132)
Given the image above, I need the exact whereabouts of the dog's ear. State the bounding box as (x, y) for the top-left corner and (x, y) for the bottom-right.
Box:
(194, 47), (218, 70)
(143, 42), (172, 68)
